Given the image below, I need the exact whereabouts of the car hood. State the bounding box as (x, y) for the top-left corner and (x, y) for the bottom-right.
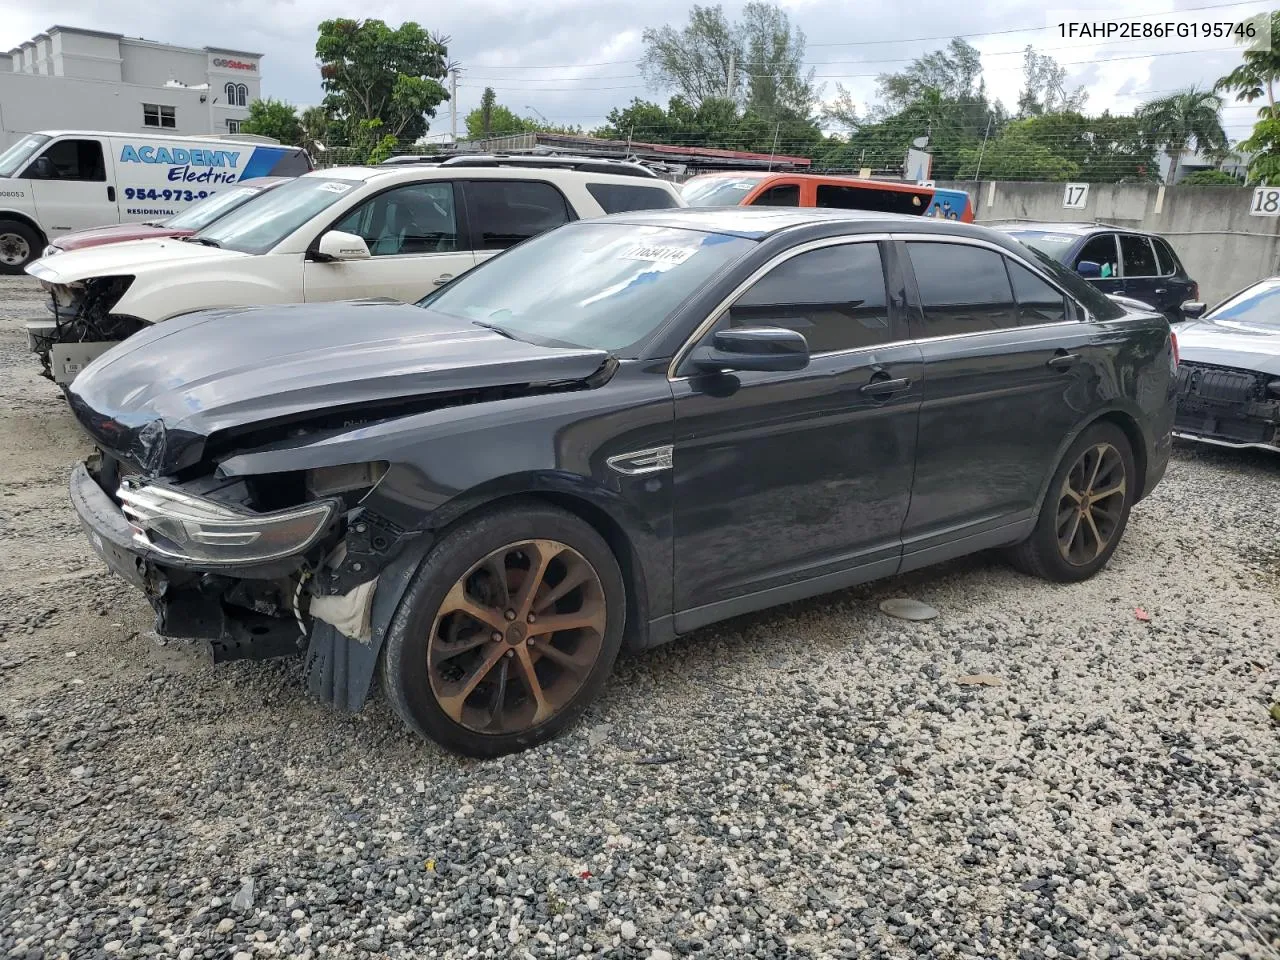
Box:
(53, 223), (184, 251)
(25, 236), (244, 283)
(1176, 318), (1280, 377)
(67, 299), (611, 475)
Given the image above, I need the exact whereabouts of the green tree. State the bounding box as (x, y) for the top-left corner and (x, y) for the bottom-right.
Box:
(1179, 168), (1243, 185)
(1236, 116), (1280, 183)
(239, 98), (303, 144)
(1214, 10), (1280, 120)
(955, 124), (1078, 180)
(1017, 47), (1087, 117)
(316, 18), (450, 145)
(300, 106), (332, 156)
(1138, 87), (1228, 184)
(465, 102), (535, 139)
(640, 2), (816, 118)
(875, 38), (984, 113)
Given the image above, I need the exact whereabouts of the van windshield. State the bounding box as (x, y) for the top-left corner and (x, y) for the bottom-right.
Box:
(192, 177), (363, 254)
(0, 135), (50, 178)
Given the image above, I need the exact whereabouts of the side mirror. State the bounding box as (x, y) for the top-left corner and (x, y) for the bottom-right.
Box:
(1180, 301), (1207, 320)
(314, 230), (370, 262)
(1075, 260), (1102, 279)
(26, 156), (57, 180)
(689, 326), (809, 373)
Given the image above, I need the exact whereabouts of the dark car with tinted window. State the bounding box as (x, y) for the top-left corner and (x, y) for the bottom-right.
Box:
(64, 208), (1177, 757)
(993, 222), (1198, 324)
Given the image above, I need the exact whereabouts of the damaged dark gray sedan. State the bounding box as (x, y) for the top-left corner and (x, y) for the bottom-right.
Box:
(67, 208), (1176, 756)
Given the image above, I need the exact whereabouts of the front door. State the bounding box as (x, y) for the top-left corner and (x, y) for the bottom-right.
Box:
(25, 137), (117, 235)
(898, 238), (1100, 568)
(302, 180), (476, 303)
(671, 239), (922, 629)
(1073, 233), (1122, 298)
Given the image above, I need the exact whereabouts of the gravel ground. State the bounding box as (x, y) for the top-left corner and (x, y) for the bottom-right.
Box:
(0, 274), (1278, 960)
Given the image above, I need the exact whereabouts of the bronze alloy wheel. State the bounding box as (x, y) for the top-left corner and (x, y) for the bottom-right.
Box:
(426, 538), (607, 734)
(1056, 441), (1127, 566)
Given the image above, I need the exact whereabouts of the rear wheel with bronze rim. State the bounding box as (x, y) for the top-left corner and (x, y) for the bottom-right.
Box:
(1006, 421), (1136, 583)
(381, 502), (625, 757)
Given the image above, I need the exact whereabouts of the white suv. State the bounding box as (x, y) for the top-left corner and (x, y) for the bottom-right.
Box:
(25, 156), (684, 384)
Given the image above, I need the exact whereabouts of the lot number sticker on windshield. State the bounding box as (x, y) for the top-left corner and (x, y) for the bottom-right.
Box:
(318, 182), (352, 194)
(620, 244), (696, 265)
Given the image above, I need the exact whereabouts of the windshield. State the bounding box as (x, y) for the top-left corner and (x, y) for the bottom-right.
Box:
(418, 222), (755, 354)
(0, 134), (51, 178)
(682, 176), (763, 206)
(193, 177), (363, 254)
(999, 229), (1080, 262)
(163, 184), (265, 231)
(1206, 279), (1280, 332)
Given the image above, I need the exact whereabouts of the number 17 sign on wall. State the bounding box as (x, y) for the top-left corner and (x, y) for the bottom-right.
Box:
(1062, 183), (1089, 209)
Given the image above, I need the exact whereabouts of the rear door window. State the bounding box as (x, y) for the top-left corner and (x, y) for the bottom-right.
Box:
(1075, 234), (1119, 277)
(585, 182), (678, 213)
(906, 242), (1018, 335)
(1152, 236), (1181, 277)
(1119, 234), (1158, 277)
(462, 180), (573, 251)
(751, 183), (801, 206)
(727, 242), (891, 353)
(1007, 260), (1069, 325)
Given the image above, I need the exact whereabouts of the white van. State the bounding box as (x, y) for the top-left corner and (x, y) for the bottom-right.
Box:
(0, 130), (311, 273)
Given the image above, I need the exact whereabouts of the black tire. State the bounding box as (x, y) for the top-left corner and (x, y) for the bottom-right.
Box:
(381, 501), (625, 757)
(0, 219), (42, 275)
(1006, 421), (1136, 583)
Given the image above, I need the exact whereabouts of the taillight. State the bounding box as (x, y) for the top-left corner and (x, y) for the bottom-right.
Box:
(1170, 331), (1179, 367)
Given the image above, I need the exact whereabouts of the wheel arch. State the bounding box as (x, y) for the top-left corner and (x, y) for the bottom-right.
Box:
(1032, 405), (1152, 516)
(0, 210), (46, 244)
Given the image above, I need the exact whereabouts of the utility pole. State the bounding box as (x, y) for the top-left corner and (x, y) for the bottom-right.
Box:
(726, 52), (735, 100)
(973, 113), (993, 182)
(767, 120), (780, 171)
(449, 68), (458, 145)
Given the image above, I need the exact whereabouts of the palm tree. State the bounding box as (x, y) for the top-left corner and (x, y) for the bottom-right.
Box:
(300, 106), (330, 158)
(1138, 87), (1229, 184)
(1214, 11), (1280, 120)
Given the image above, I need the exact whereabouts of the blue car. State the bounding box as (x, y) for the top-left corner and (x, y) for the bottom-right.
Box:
(993, 222), (1198, 323)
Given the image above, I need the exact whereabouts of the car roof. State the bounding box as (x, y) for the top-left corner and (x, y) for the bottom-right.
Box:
(299, 165), (680, 188)
(240, 176), (290, 188)
(992, 221), (1150, 237)
(601, 206), (991, 240)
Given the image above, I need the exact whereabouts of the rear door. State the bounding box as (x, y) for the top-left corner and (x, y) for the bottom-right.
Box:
(302, 180), (475, 303)
(24, 136), (118, 234)
(1151, 236), (1197, 318)
(1117, 233), (1169, 313)
(460, 179), (575, 268)
(898, 237), (1099, 569)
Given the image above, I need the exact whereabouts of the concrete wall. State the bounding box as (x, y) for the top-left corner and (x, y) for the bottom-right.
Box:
(937, 180), (1280, 305)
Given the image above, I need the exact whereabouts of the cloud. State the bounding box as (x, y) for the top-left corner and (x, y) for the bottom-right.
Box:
(1, 0), (1272, 141)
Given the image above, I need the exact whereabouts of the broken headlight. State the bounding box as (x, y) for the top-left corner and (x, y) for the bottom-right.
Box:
(118, 481), (337, 565)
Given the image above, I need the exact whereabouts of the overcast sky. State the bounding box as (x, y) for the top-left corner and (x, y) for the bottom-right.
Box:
(3, 0), (1275, 146)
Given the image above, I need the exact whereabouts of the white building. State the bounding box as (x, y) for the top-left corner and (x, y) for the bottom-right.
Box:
(1, 25), (262, 150)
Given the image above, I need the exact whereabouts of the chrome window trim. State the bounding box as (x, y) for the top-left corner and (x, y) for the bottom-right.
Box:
(666, 233), (891, 380)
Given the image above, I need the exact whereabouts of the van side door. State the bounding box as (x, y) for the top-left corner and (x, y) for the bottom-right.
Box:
(23, 136), (118, 235)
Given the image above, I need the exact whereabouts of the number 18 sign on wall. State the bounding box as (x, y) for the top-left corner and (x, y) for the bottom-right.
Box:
(1250, 186), (1280, 216)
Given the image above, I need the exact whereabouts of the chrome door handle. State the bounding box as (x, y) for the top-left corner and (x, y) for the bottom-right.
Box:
(432, 274), (453, 287)
(1047, 353), (1080, 371)
(859, 377), (911, 396)
(1154, 287), (1167, 294)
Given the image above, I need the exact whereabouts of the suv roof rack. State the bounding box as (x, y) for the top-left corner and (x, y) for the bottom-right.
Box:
(379, 153), (659, 179)
(378, 155), (450, 166)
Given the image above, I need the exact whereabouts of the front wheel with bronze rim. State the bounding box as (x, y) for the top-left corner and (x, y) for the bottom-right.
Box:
(381, 502), (625, 757)
(1006, 421), (1136, 583)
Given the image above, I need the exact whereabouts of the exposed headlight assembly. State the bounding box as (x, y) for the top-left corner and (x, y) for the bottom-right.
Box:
(118, 482), (337, 565)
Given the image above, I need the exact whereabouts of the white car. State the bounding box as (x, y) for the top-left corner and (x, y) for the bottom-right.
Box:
(25, 156), (685, 384)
